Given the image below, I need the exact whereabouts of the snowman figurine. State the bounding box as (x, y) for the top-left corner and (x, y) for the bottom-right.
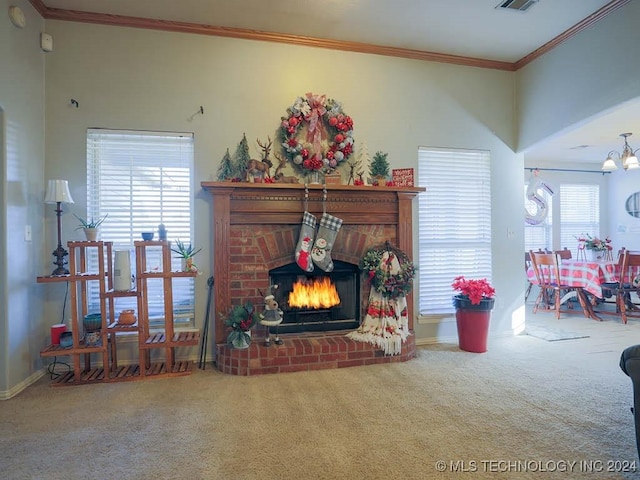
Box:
(259, 285), (284, 346)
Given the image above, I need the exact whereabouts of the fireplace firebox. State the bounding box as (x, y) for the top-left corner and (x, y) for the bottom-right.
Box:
(269, 260), (360, 334)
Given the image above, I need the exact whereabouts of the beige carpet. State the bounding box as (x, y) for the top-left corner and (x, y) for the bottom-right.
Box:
(2, 310), (639, 480)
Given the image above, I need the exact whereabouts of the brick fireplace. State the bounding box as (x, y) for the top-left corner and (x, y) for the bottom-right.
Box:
(201, 182), (423, 375)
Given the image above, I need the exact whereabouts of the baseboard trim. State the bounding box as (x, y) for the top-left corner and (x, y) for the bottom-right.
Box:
(0, 369), (47, 400)
(415, 335), (457, 346)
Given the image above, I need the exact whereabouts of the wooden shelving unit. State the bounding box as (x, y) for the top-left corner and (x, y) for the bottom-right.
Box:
(37, 240), (199, 386)
(134, 240), (200, 379)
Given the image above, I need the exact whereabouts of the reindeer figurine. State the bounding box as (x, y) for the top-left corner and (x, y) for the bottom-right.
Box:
(272, 152), (299, 184)
(245, 137), (273, 182)
(347, 157), (364, 185)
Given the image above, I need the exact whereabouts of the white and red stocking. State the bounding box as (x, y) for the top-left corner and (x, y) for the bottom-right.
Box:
(295, 211), (316, 272)
(311, 212), (343, 272)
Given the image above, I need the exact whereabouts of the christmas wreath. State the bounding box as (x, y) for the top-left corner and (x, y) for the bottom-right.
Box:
(360, 242), (416, 299)
(279, 92), (354, 176)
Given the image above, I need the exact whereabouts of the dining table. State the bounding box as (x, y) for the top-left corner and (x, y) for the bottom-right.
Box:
(526, 258), (620, 320)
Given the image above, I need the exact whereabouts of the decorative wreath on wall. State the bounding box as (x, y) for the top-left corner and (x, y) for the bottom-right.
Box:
(279, 92), (354, 176)
(360, 241), (416, 300)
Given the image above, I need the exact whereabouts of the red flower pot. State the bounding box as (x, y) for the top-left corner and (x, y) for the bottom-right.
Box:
(453, 295), (495, 353)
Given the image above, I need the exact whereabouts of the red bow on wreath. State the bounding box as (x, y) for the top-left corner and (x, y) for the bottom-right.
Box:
(304, 92), (326, 161)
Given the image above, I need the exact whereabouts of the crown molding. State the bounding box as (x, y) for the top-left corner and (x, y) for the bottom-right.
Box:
(28, 0), (629, 72)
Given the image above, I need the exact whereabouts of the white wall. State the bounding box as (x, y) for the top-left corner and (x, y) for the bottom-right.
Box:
(0, 0), (47, 398)
(607, 169), (640, 251)
(42, 20), (522, 349)
(516, 1), (640, 154)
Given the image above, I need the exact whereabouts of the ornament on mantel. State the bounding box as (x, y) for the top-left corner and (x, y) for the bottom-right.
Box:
(233, 133), (252, 181)
(216, 148), (234, 181)
(350, 141), (369, 185)
(369, 151), (390, 186)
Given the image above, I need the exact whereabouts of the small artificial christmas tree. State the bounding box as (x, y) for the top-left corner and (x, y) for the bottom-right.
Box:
(233, 133), (252, 180)
(369, 151), (390, 185)
(216, 148), (234, 181)
(357, 141), (371, 169)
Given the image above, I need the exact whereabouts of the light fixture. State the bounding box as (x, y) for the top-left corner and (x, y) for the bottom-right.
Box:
(602, 133), (640, 171)
(44, 179), (74, 276)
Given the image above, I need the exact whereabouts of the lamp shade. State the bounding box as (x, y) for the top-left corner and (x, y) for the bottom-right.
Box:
(44, 179), (74, 204)
(625, 155), (640, 170)
(602, 158), (618, 171)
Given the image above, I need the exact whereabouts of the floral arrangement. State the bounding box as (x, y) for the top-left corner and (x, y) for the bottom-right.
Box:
(451, 276), (495, 305)
(279, 92), (354, 176)
(575, 234), (612, 251)
(224, 302), (256, 347)
(360, 242), (416, 299)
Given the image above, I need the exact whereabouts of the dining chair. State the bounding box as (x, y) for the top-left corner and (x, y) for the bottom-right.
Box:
(525, 252), (534, 301)
(597, 248), (628, 309)
(554, 247), (572, 260)
(529, 250), (590, 320)
(612, 251), (640, 324)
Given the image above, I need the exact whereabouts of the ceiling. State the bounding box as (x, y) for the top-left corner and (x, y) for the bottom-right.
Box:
(38, 0), (639, 166)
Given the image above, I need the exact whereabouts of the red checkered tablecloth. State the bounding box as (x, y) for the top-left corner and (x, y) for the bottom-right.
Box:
(526, 259), (618, 298)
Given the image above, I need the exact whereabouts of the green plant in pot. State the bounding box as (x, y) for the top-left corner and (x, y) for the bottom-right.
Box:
(74, 213), (108, 241)
(369, 151), (390, 186)
(171, 239), (201, 272)
(224, 302), (256, 349)
(451, 276), (496, 353)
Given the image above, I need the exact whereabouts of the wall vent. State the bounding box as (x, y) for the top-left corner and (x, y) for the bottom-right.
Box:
(496, 0), (539, 12)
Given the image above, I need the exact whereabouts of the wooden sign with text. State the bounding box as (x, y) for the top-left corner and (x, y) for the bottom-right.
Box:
(392, 168), (414, 187)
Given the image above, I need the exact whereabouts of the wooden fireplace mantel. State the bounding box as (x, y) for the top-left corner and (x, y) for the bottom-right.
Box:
(201, 181), (424, 344)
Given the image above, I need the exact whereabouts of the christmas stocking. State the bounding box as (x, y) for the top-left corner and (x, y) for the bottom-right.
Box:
(295, 211), (316, 272)
(311, 212), (343, 272)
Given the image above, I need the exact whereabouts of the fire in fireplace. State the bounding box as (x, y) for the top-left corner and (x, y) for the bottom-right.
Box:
(269, 260), (360, 334)
(288, 277), (340, 309)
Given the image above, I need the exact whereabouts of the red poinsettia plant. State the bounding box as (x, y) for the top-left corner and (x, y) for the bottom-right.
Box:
(451, 276), (495, 305)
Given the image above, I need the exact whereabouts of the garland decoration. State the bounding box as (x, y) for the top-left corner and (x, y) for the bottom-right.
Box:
(360, 241), (416, 299)
(279, 92), (354, 176)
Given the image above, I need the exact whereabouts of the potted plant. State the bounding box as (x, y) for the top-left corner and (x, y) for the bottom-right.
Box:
(74, 213), (108, 241)
(224, 302), (256, 349)
(171, 239), (202, 272)
(451, 276), (496, 353)
(369, 151), (390, 186)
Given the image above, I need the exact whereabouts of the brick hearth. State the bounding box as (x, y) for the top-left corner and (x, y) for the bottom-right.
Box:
(216, 333), (416, 375)
(201, 182), (423, 375)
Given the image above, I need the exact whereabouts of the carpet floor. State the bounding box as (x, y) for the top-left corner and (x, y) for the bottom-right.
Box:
(2, 308), (640, 479)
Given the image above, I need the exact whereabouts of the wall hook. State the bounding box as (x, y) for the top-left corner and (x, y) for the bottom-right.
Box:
(70, 99), (79, 108)
(188, 106), (204, 121)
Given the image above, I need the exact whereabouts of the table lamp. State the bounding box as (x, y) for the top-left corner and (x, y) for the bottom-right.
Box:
(44, 179), (74, 275)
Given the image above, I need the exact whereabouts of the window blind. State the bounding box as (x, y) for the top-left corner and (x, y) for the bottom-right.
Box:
(417, 147), (492, 315)
(86, 129), (195, 326)
(559, 183), (600, 256)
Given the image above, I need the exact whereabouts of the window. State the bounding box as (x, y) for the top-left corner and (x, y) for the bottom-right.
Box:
(86, 129), (195, 326)
(559, 183), (600, 255)
(524, 184), (553, 252)
(417, 147), (492, 315)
